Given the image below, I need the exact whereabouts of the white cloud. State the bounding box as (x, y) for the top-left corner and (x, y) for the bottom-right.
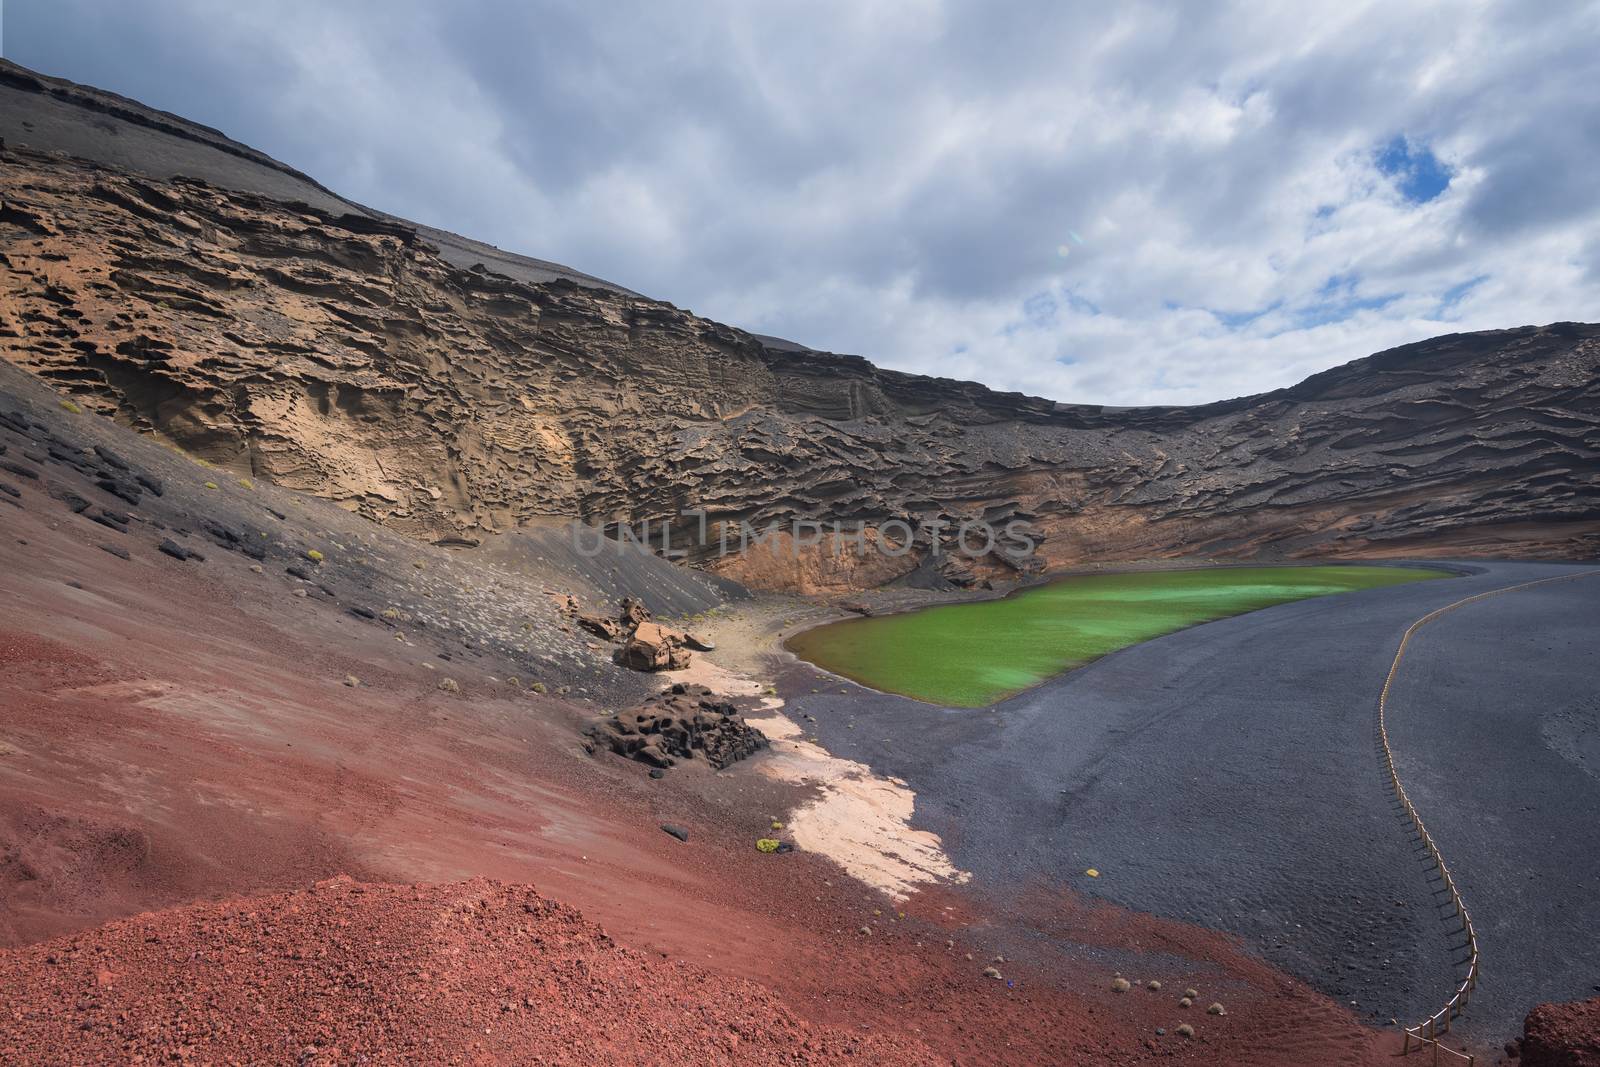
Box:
(9, 0), (1598, 404)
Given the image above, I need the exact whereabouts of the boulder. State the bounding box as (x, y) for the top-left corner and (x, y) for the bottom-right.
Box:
(576, 613), (624, 641)
(616, 622), (692, 672)
(619, 596), (651, 628)
(680, 630), (716, 652)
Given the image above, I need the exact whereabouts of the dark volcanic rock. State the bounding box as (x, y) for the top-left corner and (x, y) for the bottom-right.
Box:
(94, 477), (142, 506)
(89, 510), (129, 532)
(98, 542), (131, 560)
(157, 539), (194, 561)
(46, 484), (89, 511)
(590, 684), (768, 770)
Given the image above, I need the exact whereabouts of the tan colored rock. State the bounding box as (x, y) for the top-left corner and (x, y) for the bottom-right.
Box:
(1, 138), (1596, 592)
(617, 622), (692, 672)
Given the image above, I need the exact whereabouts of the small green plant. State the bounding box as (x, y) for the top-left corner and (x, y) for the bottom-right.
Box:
(58, 398), (82, 414)
(305, 549), (324, 563)
(203, 481), (219, 490)
(755, 838), (780, 853)
(238, 477), (253, 490)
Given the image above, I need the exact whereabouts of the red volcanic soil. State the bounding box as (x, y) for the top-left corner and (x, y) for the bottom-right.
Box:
(0, 482), (1406, 1063)
(0, 876), (937, 1065)
(1522, 996), (1600, 1067)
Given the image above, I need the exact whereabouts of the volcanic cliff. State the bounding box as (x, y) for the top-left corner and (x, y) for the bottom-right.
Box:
(2, 59), (1597, 593)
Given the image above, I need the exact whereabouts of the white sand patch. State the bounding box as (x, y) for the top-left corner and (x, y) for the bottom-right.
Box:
(745, 706), (970, 901)
(664, 646), (968, 899)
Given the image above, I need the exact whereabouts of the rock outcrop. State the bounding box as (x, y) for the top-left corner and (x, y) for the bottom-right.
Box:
(2, 60), (1597, 593)
(573, 596), (708, 672)
(588, 684), (769, 770)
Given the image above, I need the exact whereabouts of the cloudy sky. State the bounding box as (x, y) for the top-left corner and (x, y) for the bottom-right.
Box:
(8, 1), (1598, 404)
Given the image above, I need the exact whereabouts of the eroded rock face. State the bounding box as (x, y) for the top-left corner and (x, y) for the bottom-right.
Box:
(2, 138), (1598, 592)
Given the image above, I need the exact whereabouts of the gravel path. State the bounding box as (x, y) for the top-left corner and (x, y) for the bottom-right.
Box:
(779, 559), (1599, 1047)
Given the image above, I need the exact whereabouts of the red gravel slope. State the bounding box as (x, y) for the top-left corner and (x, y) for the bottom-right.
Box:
(0, 876), (938, 1066)
(1522, 996), (1600, 1067)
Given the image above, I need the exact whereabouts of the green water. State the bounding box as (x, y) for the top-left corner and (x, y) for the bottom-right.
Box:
(787, 565), (1451, 707)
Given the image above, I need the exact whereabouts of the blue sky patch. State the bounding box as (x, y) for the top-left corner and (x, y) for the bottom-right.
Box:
(1375, 135), (1452, 203)
(1296, 273), (1401, 327)
(1435, 274), (1489, 316)
(1212, 301), (1281, 330)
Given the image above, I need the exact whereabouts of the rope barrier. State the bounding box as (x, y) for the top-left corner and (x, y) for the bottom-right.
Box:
(1378, 568), (1599, 1065)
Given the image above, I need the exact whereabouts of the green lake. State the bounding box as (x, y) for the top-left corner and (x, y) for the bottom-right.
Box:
(786, 565), (1451, 707)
